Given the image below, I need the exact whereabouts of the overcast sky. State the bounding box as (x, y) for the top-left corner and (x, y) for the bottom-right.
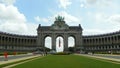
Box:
(0, 0), (120, 35)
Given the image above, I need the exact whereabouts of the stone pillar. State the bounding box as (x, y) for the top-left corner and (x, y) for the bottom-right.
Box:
(52, 34), (56, 51)
(75, 34), (82, 52)
(110, 36), (112, 44)
(106, 37), (108, 44)
(75, 35), (79, 47)
(113, 36), (115, 44)
(94, 38), (96, 45)
(16, 38), (18, 46)
(116, 35), (118, 43)
(64, 35), (68, 51)
(0, 36), (1, 46)
(37, 33), (44, 51)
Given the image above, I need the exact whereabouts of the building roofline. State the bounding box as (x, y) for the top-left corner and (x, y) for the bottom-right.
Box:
(0, 31), (37, 38)
(83, 30), (120, 38)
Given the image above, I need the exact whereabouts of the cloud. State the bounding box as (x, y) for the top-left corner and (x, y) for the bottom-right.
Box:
(0, 3), (37, 35)
(108, 14), (120, 24)
(93, 12), (109, 24)
(34, 16), (49, 23)
(81, 0), (118, 9)
(0, 0), (16, 5)
(86, 0), (97, 5)
(0, 4), (27, 34)
(107, 14), (120, 30)
(93, 13), (120, 27)
(80, 4), (85, 8)
(25, 23), (37, 35)
(34, 11), (81, 26)
(53, 11), (81, 25)
(83, 29), (117, 35)
(83, 29), (105, 35)
(58, 0), (72, 9)
(82, 11), (120, 35)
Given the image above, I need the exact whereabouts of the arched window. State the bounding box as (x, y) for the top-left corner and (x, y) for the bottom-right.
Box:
(56, 36), (64, 52)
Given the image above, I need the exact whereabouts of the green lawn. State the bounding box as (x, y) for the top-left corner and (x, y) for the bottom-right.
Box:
(12, 55), (120, 68)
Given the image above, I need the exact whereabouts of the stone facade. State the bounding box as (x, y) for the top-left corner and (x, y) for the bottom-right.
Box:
(37, 16), (83, 52)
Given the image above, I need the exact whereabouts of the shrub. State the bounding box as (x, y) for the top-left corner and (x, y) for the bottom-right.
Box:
(53, 52), (72, 55)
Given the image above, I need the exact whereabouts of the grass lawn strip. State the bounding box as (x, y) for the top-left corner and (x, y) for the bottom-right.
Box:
(76, 54), (120, 64)
(11, 55), (120, 68)
(3, 56), (44, 68)
(0, 55), (42, 68)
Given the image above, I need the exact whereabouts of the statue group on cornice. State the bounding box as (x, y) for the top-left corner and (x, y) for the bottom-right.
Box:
(55, 15), (64, 21)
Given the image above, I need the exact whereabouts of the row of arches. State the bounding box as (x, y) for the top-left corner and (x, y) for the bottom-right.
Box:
(0, 32), (37, 52)
(44, 36), (75, 52)
(83, 35), (120, 46)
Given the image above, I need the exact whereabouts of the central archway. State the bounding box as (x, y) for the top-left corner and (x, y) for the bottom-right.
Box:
(56, 36), (64, 52)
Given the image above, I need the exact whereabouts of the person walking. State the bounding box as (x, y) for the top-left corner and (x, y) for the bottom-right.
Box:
(4, 51), (8, 61)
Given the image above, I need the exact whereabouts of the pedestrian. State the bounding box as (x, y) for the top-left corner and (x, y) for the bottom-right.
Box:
(4, 51), (8, 61)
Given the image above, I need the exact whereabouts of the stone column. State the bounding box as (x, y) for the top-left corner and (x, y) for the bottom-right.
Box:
(64, 35), (68, 52)
(110, 36), (112, 44)
(75, 35), (79, 51)
(113, 36), (115, 43)
(116, 35), (118, 43)
(0, 36), (1, 50)
(75, 33), (83, 52)
(37, 33), (44, 51)
(52, 34), (56, 51)
(37, 34), (41, 47)
(16, 38), (18, 46)
(100, 38), (102, 45)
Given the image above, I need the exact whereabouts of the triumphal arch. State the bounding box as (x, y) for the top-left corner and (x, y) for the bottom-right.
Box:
(37, 16), (83, 52)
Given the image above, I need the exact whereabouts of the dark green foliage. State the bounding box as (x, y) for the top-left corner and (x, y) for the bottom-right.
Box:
(68, 47), (75, 53)
(39, 47), (51, 52)
(53, 52), (71, 55)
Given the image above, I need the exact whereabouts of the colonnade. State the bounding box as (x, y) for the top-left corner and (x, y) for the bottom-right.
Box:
(0, 32), (37, 52)
(83, 31), (120, 53)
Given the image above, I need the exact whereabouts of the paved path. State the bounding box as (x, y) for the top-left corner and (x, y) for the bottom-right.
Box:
(76, 54), (120, 64)
(2, 55), (43, 68)
(92, 54), (120, 59)
(0, 54), (36, 61)
(0, 54), (41, 65)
